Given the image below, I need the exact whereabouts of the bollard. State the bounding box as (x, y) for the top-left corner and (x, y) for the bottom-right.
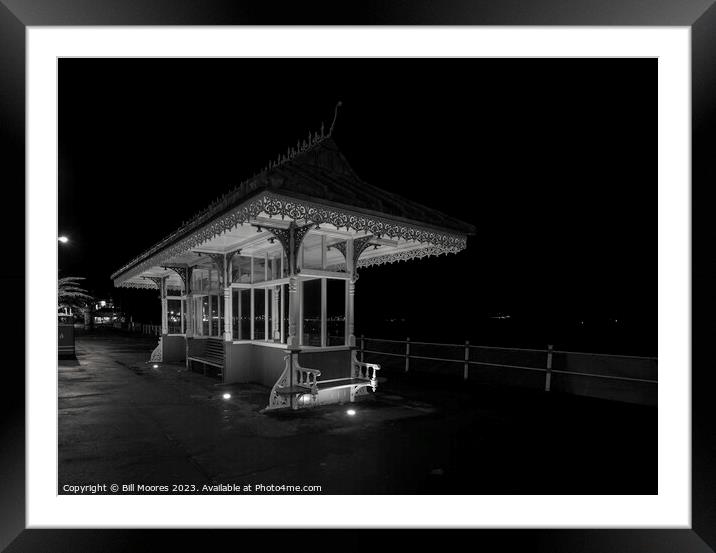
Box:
(545, 344), (553, 392)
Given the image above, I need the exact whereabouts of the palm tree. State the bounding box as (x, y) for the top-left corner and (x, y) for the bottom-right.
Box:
(58, 276), (93, 313)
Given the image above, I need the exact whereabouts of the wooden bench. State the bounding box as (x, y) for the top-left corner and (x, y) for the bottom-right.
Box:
(188, 338), (224, 377)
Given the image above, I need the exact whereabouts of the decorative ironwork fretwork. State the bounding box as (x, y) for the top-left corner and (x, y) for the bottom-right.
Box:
(205, 253), (226, 287)
(330, 241), (348, 260)
(359, 246), (452, 268)
(143, 276), (165, 290)
(161, 265), (188, 293)
(329, 236), (373, 274)
(265, 222), (312, 275)
(142, 276), (166, 300)
(327, 245), (456, 273)
(119, 280), (160, 290)
(113, 191), (467, 287)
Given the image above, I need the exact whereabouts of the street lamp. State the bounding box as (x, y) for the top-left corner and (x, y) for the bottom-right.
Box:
(58, 236), (69, 243)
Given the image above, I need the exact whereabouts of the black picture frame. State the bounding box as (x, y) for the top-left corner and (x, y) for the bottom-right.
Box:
(2, 1), (713, 551)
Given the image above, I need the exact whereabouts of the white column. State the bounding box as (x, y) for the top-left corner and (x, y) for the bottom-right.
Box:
(272, 286), (280, 341)
(348, 280), (356, 347)
(237, 289), (242, 340)
(181, 298), (186, 334)
(264, 287), (269, 341)
(346, 239), (357, 347)
(223, 287), (231, 341)
(185, 295), (193, 337)
(287, 277), (299, 347)
(298, 280), (304, 346)
(160, 278), (168, 335)
(250, 288), (255, 340)
(280, 284), (285, 343)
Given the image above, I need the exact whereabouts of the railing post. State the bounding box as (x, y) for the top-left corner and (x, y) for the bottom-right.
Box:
(360, 334), (365, 363)
(405, 337), (410, 373)
(545, 344), (553, 392)
(464, 340), (470, 380)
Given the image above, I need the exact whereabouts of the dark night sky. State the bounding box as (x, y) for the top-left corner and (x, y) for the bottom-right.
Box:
(58, 58), (655, 355)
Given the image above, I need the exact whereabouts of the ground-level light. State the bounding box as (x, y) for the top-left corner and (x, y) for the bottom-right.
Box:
(222, 393), (231, 400)
(58, 236), (69, 243)
(152, 364), (159, 369)
(346, 409), (356, 416)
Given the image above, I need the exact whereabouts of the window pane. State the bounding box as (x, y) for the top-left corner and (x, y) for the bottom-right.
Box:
(302, 279), (321, 346)
(301, 234), (323, 270)
(167, 299), (182, 334)
(210, 294), (220, 336)
(253, 257), (266, 283)
(209, 269), (221, 291)
(267, 288), (274, 341)
(254, 289), (265, 340)
(232, 290), (239, 340)
(240, 290), (251, 339)
(201, 296), (209, 336)
(282, 283), (289, 344)
(268, 255), (281, 281)
(327, 279), (346, 346)
(231, 256), (252, 284)
(193, 268), (209, 294)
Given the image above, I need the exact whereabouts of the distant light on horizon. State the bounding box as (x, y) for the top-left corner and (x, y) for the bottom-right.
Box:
(58, 236), (69, 243)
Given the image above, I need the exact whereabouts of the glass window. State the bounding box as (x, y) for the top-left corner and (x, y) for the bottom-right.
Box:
(282, 283), (289, 343)
(241, 289), (251, 339)
(231, 255), (252, 284)
(267, 255), (281, 281)
(327, 279), (346, 346)
(232, 289), (252, 340)
(192, 268), (209, 294)
(208, 268), (221, 291)
(210, 294), (220, 336)
(254, 289), (265, 340)
(266, 288), (278, 341)
(302, 278), (321, 346)
(167, 299), (183, 334)
(232, 290), (240, 340)
(253, 256), (266, 284)
(201, 296), (209, 336)
(300, 234), (324, 270)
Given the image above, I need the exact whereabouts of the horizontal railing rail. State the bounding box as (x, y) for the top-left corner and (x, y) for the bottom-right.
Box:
(358, 335), (658, 394)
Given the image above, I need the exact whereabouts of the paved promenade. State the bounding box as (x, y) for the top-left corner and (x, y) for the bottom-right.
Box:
(59, 330), (656, 494)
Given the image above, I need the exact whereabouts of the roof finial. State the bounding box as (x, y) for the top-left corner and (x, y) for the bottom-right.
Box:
(328, 100), (343, 137)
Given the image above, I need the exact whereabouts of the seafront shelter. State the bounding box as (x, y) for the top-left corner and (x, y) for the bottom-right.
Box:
(112, 127), (475, 410)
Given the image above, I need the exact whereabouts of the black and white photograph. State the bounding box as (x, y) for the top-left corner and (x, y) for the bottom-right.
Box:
(57, 57), (657, 496)
(0, 2), (711, 549)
